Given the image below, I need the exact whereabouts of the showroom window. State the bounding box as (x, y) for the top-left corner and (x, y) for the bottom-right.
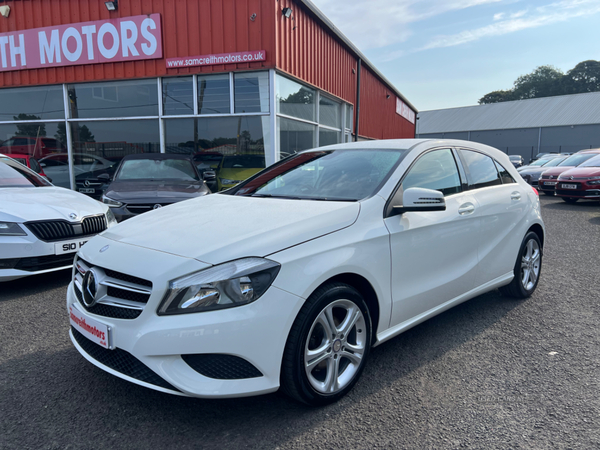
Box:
(276, 74), (352, 157)
(0, 85), (65, 121)
(198, 74), (231, 114)
(163, 77), (194, 116)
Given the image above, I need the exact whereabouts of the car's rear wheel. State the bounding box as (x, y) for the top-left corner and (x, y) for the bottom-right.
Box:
(281, 283), (371, 406)
(562, 197), (578, 203)
(500, 231), (542, 298)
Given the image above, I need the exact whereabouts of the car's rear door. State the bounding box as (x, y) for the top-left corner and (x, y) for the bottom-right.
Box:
(456, 148), (526, 288)
(384, 147), (481, 328)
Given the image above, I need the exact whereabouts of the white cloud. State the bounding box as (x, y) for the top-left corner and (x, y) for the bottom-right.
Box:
(412, 0), (600, 53)
(493, 12), (506, 20)
(310, 0), (505, 50)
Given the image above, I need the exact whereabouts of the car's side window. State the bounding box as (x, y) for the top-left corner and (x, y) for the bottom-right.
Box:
(494, 160), (516, 184)
(401, 148), (462, 196)
(459, 149), (502, 189)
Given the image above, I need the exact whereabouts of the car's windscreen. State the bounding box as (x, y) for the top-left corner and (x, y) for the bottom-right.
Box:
(229, 149), (406, 201)
(0, 158), (52, 187)
(222, 155), (265, 169)
(530, 158), (555, 166)
(116, 159), (200, 181)
(559, 153), (597, 166)
(578, 154), (600, 167)
(509, 156), (521, 160)
(542, 157), (567, 168)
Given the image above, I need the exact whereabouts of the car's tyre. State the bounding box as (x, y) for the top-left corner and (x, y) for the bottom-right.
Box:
(562, 197), (578, 204)
(281, 283), (372, 406)
(500, 231), (542, 299)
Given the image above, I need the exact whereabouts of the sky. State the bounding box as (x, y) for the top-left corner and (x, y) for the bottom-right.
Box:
(310, 0), (600, 112)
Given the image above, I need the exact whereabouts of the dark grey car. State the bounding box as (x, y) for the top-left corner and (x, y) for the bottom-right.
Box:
(101, 154), (211, 221)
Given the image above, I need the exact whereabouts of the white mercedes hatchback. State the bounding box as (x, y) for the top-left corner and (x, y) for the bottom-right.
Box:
(0, 154), (117, 282)
(67, 140), (544, 405)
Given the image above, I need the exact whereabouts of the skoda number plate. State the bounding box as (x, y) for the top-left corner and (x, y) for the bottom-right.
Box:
(69, 304), (112, 349)
(561, 183), (577, 189)
(55, 239), (89, 255)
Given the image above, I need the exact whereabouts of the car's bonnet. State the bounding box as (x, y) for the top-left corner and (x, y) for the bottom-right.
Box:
(105, 180), (209, 201)
(558, 167), (600, 178)
(0, 186), (107, 222)
(100, 194), (361, 264)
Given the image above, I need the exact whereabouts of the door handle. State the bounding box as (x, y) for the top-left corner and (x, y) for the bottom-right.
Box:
(511, 192), (522, 201)
(458, 203), (475, 215)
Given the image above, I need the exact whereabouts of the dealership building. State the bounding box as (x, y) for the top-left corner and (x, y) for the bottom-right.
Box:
(416, 92), (600, 162)
(0, 0), (416, 191)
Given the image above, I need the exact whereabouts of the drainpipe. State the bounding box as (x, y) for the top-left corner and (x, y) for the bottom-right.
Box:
(354, 58), (361, 142)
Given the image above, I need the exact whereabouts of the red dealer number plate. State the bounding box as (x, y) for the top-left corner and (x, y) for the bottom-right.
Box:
(69, 304), (111, 349)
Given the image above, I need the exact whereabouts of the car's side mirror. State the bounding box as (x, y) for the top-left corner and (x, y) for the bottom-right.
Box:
(393, 187), (446, 214)
(202, 170), (216, 181)
(97, 173), (111, 182)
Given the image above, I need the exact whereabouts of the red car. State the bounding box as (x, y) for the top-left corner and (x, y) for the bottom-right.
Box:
(555, 154), (600, 203)
(0, 136), (66, 158)
(4, 153), (51, 181)
(537, 149), (600, 195)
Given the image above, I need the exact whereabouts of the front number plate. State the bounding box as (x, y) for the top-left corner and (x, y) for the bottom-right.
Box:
(561, 184), (577, 189)
(78, 188), (96, 194)
(69, 304), (111, 349)
(55, 239), (89, 255)
(543, 181), (557, 186)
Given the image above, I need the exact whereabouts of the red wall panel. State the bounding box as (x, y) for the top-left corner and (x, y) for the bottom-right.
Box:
(0, 0), (277, 87)
(274, 0), (414, 139)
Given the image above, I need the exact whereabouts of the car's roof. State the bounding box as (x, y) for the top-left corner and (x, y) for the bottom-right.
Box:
(121, 153), (193, 161)
(577, 149), (600, 154)
(0, 153), (32, 159)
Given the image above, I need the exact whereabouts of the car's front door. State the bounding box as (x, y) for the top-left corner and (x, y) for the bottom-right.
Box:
(384, 148), (481, 328)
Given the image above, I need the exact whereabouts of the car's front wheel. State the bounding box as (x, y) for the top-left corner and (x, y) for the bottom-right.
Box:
(281, 283), (372, 406)
(500, 231), (542, 298)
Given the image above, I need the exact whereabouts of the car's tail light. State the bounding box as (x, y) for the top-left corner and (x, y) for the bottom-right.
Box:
(532, 186), (539, 196)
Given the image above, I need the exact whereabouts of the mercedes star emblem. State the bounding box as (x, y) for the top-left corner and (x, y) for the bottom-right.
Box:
(153, 204), (162, 210)
(84, 180), (91, 187)
(82, 268), (100, 307)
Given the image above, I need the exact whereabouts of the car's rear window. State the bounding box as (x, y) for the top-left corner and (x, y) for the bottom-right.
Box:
(116, 158), (200, 181)
(0, 158), (51, 187)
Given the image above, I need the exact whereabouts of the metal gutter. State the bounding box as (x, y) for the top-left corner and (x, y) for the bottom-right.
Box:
(297, 0), (418, 114)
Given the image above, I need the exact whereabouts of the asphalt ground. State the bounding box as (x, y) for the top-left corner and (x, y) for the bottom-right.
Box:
(1, 195), (599, 450)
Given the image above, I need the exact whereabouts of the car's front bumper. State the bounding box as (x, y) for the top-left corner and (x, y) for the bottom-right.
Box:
(0, 234), (80, 281)
(66, 277), (305, 398)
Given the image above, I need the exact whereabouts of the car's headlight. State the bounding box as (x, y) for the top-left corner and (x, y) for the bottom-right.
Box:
(102, 194), (123, 208)
(158, 258), (281, 315)
(0, 222), (27, 236)
(220, 178), (242, 185)
(105, 208), (118, 227)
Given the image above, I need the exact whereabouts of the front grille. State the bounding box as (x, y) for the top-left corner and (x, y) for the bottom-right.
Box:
(26, 215), (107, 242)
(82, 215), (107, 235)
(74, 258), (152, 320)
(182, 354), (263, 379)
(126, 204), (173, 215)
(71, 327), (179, 392)
(74, 287), (142, 319)
(557, 189), (598, 197)
(13, 254), (75, 272)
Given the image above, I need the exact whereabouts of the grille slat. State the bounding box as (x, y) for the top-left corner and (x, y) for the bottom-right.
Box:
(26, 215), (107, 242)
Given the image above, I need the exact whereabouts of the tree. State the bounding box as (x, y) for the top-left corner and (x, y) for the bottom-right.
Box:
(511, 65), (564, 99)
(478, 61), (600, 104)
(478, 90), (516, 105)
(13, 114), (46, 138)
(55, 123), (95, 144)
(563, 60), (600, 94)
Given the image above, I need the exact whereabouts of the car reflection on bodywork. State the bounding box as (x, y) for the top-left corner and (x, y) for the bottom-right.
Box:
(101, 153), (211, 221)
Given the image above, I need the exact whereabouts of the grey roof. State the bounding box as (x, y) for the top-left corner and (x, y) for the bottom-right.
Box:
(417, 91), (600, 133)
(298, 0), (417, 113)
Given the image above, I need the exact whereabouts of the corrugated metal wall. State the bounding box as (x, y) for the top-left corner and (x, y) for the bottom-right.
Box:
(0, 0), (276, 87)
(275, 0), (414, 139)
